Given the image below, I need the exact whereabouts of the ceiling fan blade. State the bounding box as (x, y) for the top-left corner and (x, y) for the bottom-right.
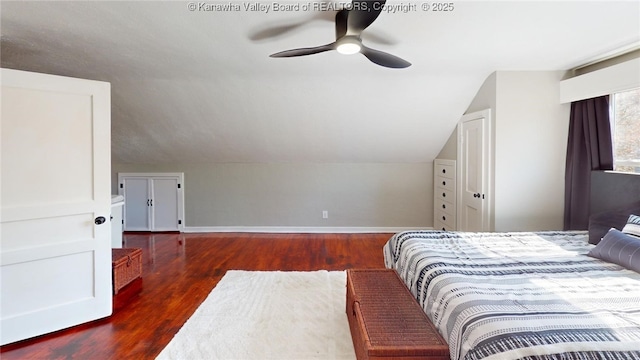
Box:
(270, 43), (335, 58)
(249, 9), (337, 42)
(335, 9), (348, 39)
(346, 0), (386, 35)
(250, 23), (306, 42)
(361, 46), (411, 68)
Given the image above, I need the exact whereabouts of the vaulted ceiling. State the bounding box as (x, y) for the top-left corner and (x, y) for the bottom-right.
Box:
(2, 1), (639, 163)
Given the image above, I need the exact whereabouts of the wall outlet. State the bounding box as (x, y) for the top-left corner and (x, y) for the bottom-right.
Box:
(322, 210), (328, 219)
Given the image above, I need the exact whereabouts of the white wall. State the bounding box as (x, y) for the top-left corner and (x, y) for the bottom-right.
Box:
(437, 73), (496, 160)
(436, 71), (569, 231)
(112, 162), (433, 230)
(466, 72), (498, 114)
(494, 71), (569, 231)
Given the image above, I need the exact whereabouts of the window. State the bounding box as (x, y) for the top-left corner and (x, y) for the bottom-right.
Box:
(611, 88), (640, 173)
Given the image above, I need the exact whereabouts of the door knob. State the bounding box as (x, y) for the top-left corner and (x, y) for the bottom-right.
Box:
(473, 193), (481, 198)
(95, 216), (106, 225)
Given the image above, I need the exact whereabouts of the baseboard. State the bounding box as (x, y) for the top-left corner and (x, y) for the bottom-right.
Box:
(182, 226), (432, 234)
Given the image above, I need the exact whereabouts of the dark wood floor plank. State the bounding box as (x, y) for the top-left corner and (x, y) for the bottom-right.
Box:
(1, 232), (392, 359)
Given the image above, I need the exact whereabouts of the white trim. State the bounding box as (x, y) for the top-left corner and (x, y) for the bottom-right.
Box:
(560, 58), (640, 103)
(118, 172), (184, 178)
(572, 42), (640, 71)
(615, 160), (640, 167)
(182, 226), (431, 234)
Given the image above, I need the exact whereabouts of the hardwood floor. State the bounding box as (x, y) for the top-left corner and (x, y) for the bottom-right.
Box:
(1, 232), (392, 359)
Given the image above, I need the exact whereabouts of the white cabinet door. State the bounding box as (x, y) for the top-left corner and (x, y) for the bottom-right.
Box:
(119, 173), (183, 232)
(122, 177), (151, 231)
(111, 196), (124, 248)
(151, 178), (179, 231)
(1, 69), (112, 345)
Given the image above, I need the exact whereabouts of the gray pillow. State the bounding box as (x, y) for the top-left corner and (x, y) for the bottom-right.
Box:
(622, 214), (640, 238)
(588, 228), (640, 273)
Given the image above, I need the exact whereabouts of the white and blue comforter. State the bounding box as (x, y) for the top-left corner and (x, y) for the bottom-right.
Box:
(384, 230), (640, 360)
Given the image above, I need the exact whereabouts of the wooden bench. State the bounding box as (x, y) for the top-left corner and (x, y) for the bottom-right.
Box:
(346, 269), (449, 360)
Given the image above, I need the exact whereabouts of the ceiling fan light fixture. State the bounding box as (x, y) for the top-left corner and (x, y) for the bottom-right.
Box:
(269, 6), (411, 68)
(336, 37), (361, 55)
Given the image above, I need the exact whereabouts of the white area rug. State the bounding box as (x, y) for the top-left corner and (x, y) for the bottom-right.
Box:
(156, 270), (356, 360)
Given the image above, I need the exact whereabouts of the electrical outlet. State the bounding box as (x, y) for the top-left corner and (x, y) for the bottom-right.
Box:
(322, 210), (328, 219)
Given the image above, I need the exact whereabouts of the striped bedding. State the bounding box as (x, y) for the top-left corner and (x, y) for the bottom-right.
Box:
(383, 230), (640, 360)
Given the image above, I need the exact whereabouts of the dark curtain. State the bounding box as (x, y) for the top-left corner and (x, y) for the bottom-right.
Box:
(564, 95), (613, 230)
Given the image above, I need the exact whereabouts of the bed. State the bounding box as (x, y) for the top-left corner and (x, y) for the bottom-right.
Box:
(383, 171), (640, 360)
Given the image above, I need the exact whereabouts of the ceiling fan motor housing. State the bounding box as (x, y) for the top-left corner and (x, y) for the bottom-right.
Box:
(336, 36), (362, 55)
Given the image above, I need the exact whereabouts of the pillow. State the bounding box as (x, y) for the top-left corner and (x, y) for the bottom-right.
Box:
(622, 214), (640, 238)
(588, 228), (640, 273)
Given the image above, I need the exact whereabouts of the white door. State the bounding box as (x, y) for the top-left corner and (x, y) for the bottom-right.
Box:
(457, 109), (492, 232)
(1, 69), (112, 345)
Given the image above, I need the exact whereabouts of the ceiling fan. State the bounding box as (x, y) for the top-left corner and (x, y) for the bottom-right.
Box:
(269, 0), (411, 69)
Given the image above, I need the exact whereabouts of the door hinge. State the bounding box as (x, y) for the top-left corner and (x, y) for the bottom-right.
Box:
(120, 183), (123, 189)
(177, 183), (181, 189)
(482, 194), (485, 199)
(122, 219), (124, 224)
(178, 220), (182, 225)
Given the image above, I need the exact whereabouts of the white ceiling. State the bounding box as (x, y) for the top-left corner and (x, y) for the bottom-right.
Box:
(2, 1), (639, 164)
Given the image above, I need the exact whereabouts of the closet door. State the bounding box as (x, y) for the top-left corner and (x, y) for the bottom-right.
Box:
(122, 178), (150, 231)
(457, 109), (492, 232)
(119, 173), (184, 232)
(151, 178), (179, 231)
